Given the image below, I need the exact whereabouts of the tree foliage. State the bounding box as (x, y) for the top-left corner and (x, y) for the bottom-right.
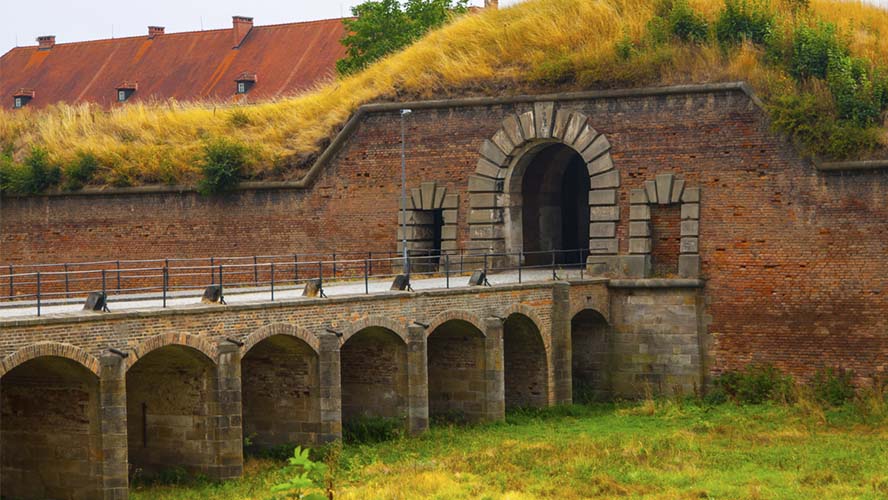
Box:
(337, 0), (469, 75)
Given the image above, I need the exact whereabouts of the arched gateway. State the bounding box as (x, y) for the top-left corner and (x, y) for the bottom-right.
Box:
(467, 102), (619, 267)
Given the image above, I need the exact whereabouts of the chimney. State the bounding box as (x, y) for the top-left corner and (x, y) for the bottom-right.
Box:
(232, 16), (254, 48)
(37, 35), (56, 50)
(148, 26), (165, 38)
(485, 0), (499, 9)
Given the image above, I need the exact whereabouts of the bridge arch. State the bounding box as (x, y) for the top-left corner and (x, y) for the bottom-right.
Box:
(241, 323), (321, 356)
(0, 342), (100, 378)
(469, 104), (618, 266)
(240, 324), (322, 451)
(340, 316), (408, 346)
(426, 309), (487, 338)
(127, 332), (217, 369)
(503, 311), (550, 409)
(571, 308), (612, 403)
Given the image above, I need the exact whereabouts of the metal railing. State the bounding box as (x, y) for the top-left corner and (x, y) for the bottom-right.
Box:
(1, 248), (593, 316)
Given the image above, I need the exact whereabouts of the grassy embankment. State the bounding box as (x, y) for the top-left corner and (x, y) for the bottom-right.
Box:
(132, 400), (888, 500)
(3, 0), (888, 192)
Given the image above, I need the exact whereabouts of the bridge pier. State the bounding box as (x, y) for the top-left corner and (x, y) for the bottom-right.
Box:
(551, 282), (573, 405)
(407, 324), (429, 434)
(318, 332), (343, 442)
(482, 317), (505, 422)
(213, 343), (244, 480)
(99, 354), (129, 500)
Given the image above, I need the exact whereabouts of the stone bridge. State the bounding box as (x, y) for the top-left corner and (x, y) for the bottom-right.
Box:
(0, 277), (702, 499)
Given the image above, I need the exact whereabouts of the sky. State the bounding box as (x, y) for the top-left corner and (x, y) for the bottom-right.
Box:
(0, 0), (523, 55)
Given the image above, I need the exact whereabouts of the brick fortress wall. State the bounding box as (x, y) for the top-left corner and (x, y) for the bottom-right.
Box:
(1, 87), (886, 382)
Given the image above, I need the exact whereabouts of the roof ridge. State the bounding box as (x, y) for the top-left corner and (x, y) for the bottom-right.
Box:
(4, 17), (348, 52)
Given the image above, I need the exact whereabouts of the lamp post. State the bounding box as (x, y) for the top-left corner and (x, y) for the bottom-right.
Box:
(400, 108), (412, 277)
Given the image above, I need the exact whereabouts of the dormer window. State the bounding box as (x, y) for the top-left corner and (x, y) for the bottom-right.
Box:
(235, 72), (257, 95)
(13, 89), (34, 109)
(116, 81), (138, 102)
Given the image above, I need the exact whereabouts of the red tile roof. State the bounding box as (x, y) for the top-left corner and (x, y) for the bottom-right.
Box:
(0, 17), (348, 108)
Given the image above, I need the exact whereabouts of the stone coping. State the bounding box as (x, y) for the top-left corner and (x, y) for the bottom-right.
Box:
(607, 279), (704, 289)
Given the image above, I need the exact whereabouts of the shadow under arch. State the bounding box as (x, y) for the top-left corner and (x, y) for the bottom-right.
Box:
(241, 328), (322, 451)
(340, 324), (408, 428)
(1, 354), (102, 500)
(427, 318), (488, 423)
(503, 312), (549, 409)
(126, 342), (219, 480)
(571, 308), (612, 403)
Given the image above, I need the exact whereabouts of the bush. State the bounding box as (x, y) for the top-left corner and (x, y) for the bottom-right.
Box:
(198, 138), (248, 195)
(343, 415), (404, 444)
(715, 364), (795, 404)
(0, 147), (62, 194)
(812, 367), (856, 406)
(827, 54), (888, 126)
(790, 21), (846, 80)
(668, 0), (709, 43)
(768, 92), (881, 159)
(715, 0), (774, 46)
(62, 151), (99, 191)
(530, 53), (576, 85)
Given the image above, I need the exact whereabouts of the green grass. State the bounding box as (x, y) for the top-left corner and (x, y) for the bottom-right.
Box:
(132, 402), (888, 499)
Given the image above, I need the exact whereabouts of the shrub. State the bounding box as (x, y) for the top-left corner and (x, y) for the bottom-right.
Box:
(1, 147), (62, 194)
(812, 367), (856, 406)
(615, 34), (636, 60)
(197, 138), (249, 195)
(343, 415), (404, 444)
(768, 92), (881, 159)
(790, 21), (847, 80)
(715, 363), (795, 404)
(827, 54), (888, 126)
(668, 0), (710, 43)
(715, 0), (774, 46)
(62, 151), (99, 191)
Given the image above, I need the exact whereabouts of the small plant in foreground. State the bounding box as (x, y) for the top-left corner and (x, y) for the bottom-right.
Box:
(715, 363), (795, 404)
(271, 446), (333, 500)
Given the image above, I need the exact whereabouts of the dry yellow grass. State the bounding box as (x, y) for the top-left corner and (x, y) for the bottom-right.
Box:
(2, 0), (888, 187)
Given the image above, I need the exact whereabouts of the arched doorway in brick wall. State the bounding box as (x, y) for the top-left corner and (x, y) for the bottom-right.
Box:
(427, 319), (487, 424)
(468, 103), (618, 268)
(571, 309), (612, 403)
(340, 327), (408, 429)
(1, 356), (102, 500)
(503, 313), (549, 409)
(126, 345), (218, 481)
(241, 334), (321, 452)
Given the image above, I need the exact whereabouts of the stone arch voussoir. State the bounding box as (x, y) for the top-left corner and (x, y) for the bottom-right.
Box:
(127, 333), (218, 370)
(340, 315), (408, 346)
(469, 102), (620, 260)
(240, 323), (321, 356)
(425, 309), (487, 338)
(501, 304), (548, 340)
(0, 342), (101, 378)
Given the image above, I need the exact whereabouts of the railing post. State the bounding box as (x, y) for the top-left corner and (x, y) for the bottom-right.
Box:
(270, 263), (275, 302)
(332, 253), (337, 279)
(102, 269), (107, 297)
(116, 260), (121, 292)
(36, 271), (41, 316)
(162, 266), (168, 308)
(211, 257), (216, 285)
(219, 265), (224, 298)
(518, 252), (522, 284)
(8, 264), (13, 300)
(552, 250), (557, 280)
(445, 254), (450, 289)
(364, 259), (369, 295)
(294, 254), (299, 284)
(483, 254), (488, 277)
(368, 252), (373, 276)
(64, 263), (70, 299)
(253, 256), (259, 286)
(317, 261), (324, 297)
